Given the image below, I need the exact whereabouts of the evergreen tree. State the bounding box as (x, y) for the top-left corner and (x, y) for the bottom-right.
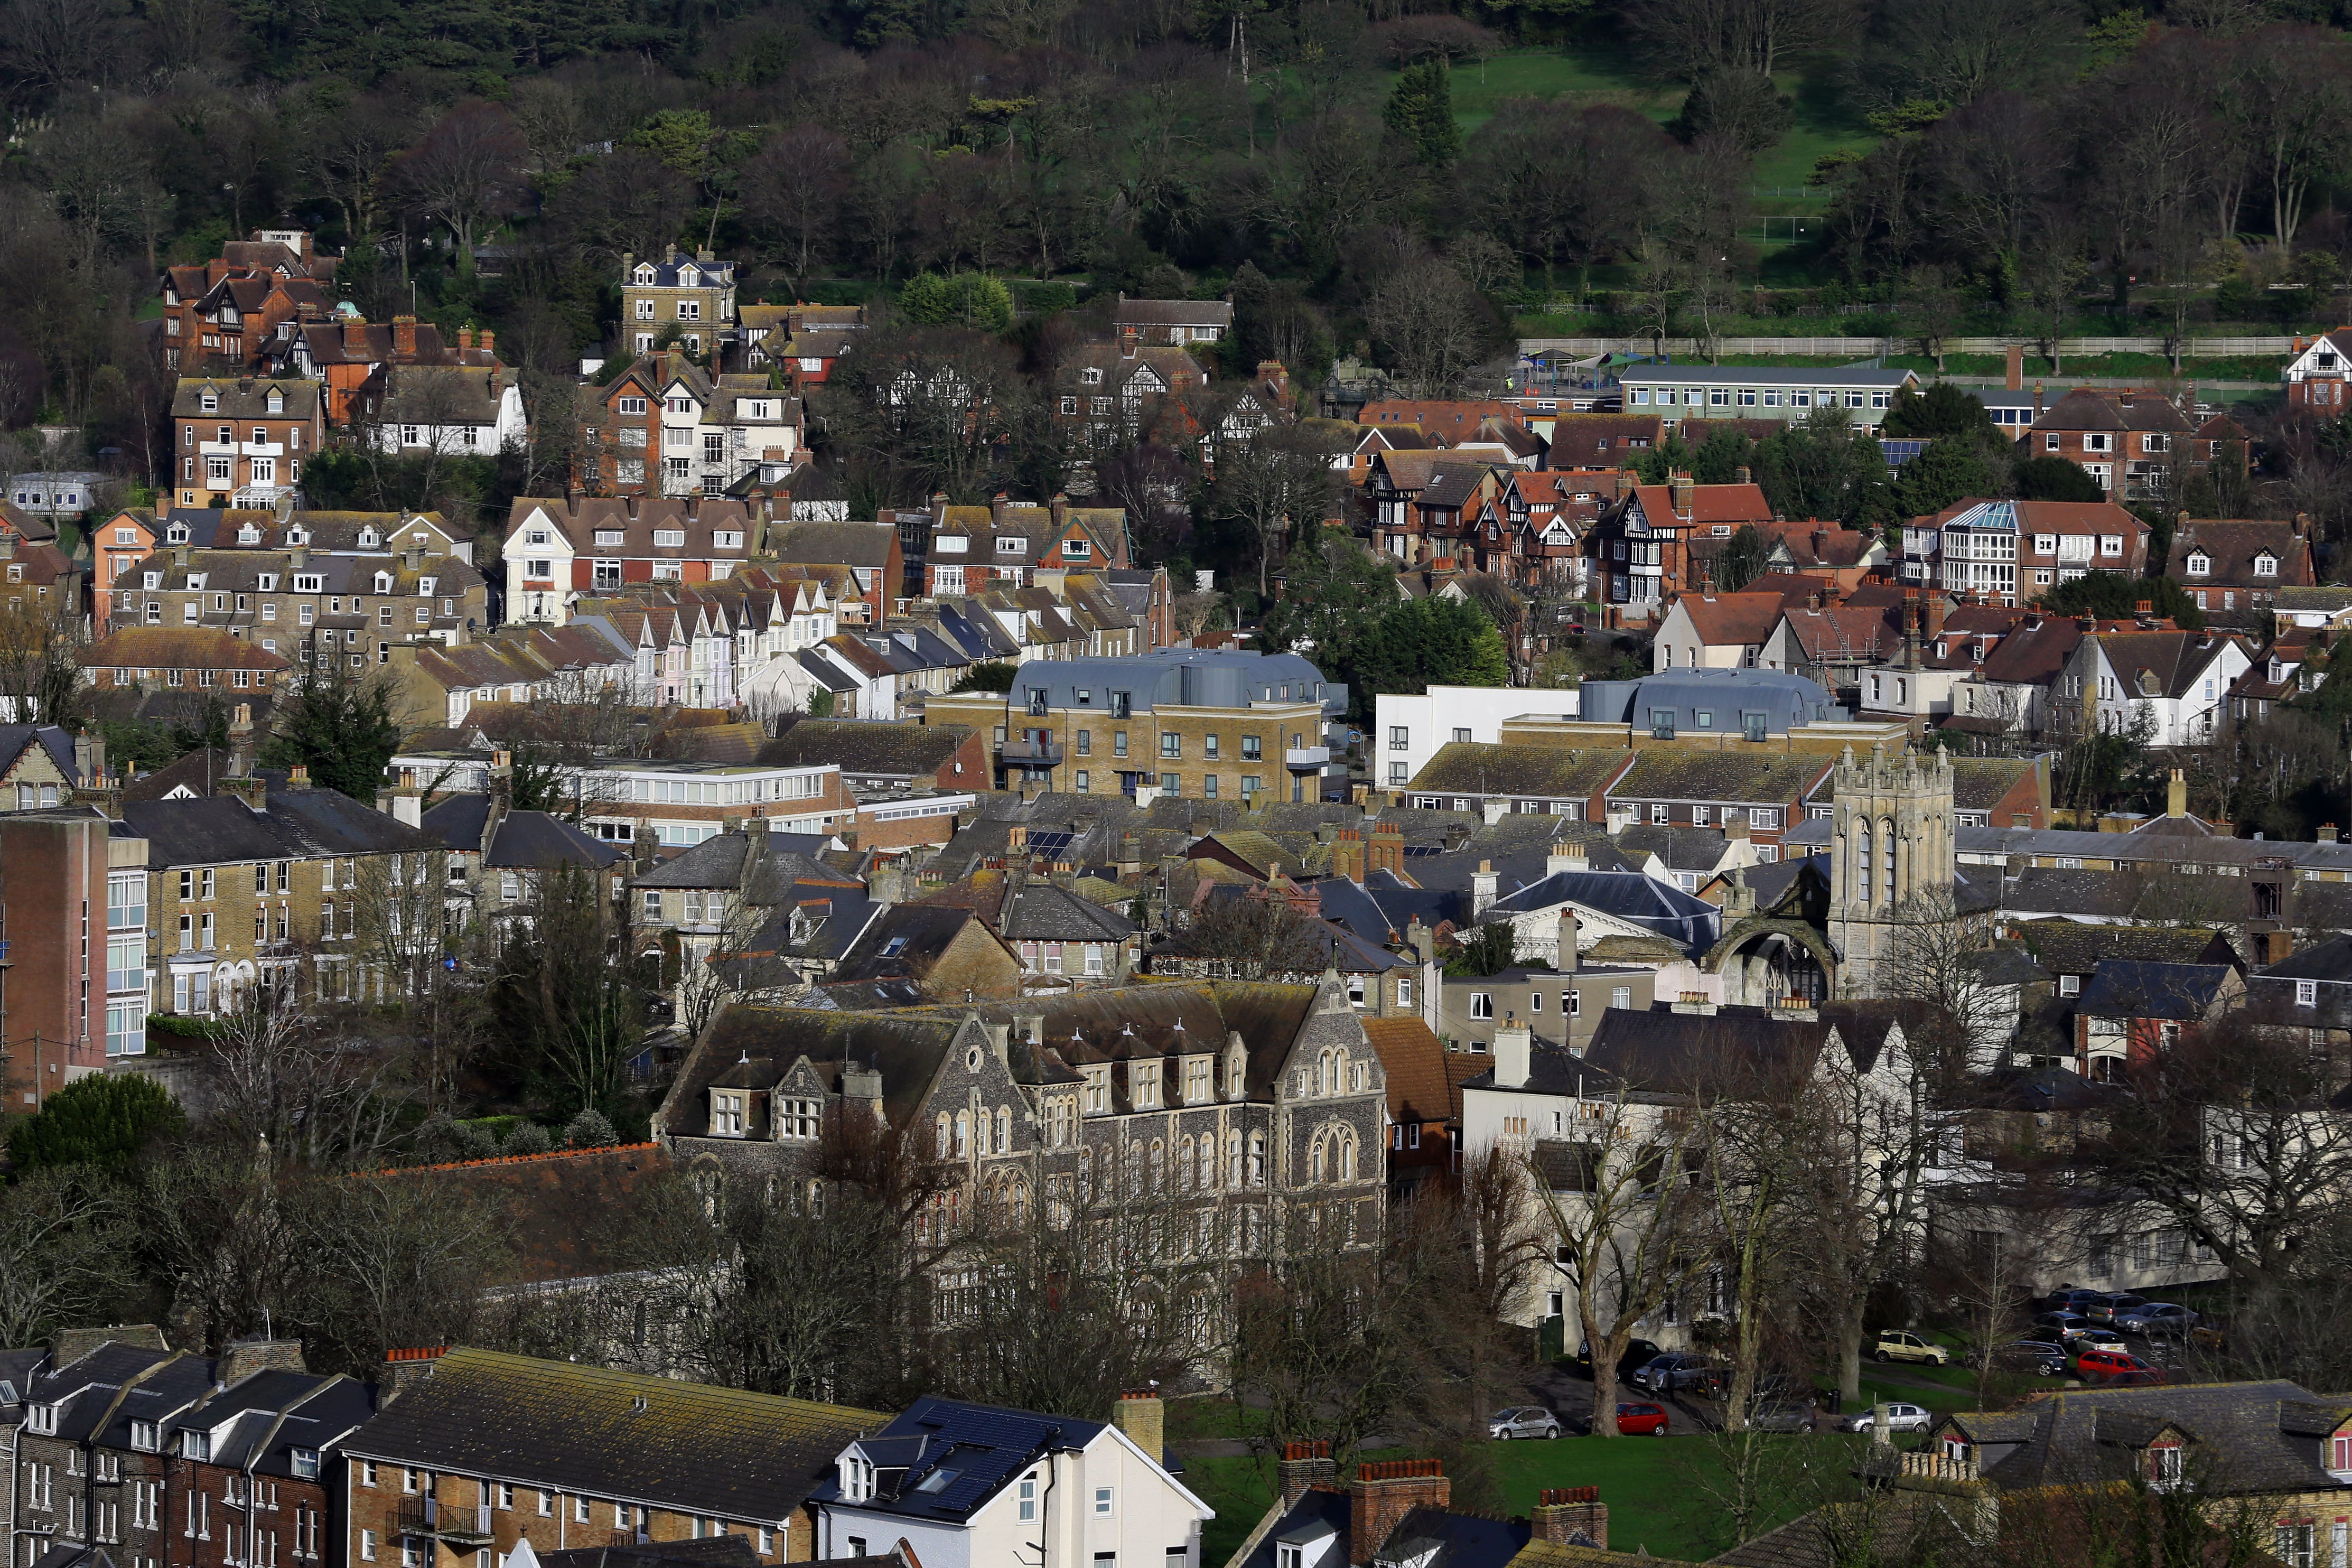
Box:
(2014, 455), (2105, 503)
(1692, 425), (1752, 484)
(1882, 383), (1994, 440)
(1383, 63), (1461, 167)
(1893, 435), (1995, 518)
(1713, 524), (1772, 593)
(2037, 570), (2205, 629)
(8, 1073), (186, 1176)
(256, 661), (402, 804)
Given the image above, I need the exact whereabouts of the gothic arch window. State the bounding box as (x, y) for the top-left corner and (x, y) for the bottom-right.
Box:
(1339, 1133), (1356, 1182)
(1248, 1131), (1266, 1186)
(1880, 816), (1897, 905)
(1179, 1134), (1197, 1189)
(1149, 1138), (1166, 1189)
(994, 1106), (1010, 1154)
(1200, 1136), (1218, 1190)
(936, 1113), (953, 1158)
(1856, 823), (1871, 898)
(1311, 1138), (1327, 1182)
(955, 1109), (970, 1157)
(1318, 1049), (1333, 1095)
(1228, 1132), (1244, 1188)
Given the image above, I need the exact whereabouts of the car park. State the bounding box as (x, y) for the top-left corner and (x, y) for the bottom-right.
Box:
(1489, 1406), (1562, 1440)
(2117, 1303), (2199, 1336)
(1574, 1339), (1667, 1380)
(1614, 1403), (1670, 1436)
(1997, 1340), (2069, 1376)
(2085, 1294), (2149, 1327)
(1632, 1353), (1717, 1393)
(2040, 1288), (2107, 1313)
(2077, 1348), (2166, 1386)
(1839, 1402), (1932, 1434)
(2076, 1327), (2127, 1353)
(1873, 1330), (1949, 1366)
(2032, 1311), (2097, 1343)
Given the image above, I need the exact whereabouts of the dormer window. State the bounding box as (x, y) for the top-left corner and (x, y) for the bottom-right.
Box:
(375, 572), (394, 592)
(1079, 368), (1103, 386)
(634, 265), (657, 285)
(2146, 1442), (2182, 1490)
(266, 389), (284, 414)
(997, 536), (1024, 554)
(167, 524), (190, 544)
(286, 527), (307, 545)
(2330, 1432), (2352, 1474)
(2254, 553), (2279, 577)
(840, 1452), (876, 1503)
(678, 266), (699, 286)
(420, 577), (436, 596)
(258, 573), (278, 591)
(187, 573), (207, 591)
(27, 1403), (57, 1434)
(131, 1421), (161, 1451)
(200, 390), (218, 413)
(359, 528), (379, 547)
(238, 523), (260, 544)
(182, 1430), (211, 1461)
(2186, 552), (2210, 576)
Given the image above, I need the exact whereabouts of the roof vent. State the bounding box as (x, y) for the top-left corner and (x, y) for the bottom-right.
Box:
(631, 1395), (649, 1414)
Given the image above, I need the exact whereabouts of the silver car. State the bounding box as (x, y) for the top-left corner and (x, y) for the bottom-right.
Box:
(1489, 1406), (1562, 1440)
(2116, 1302), (2199, 1336)
(1840, 1402), (1931, 1434)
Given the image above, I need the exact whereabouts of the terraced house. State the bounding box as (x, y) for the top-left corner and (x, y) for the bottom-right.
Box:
(660, 978), (1388, 1306)
(343, 1348), (878, 1568)
(113, 540), (489, 672)
(505, 494), (757, 626)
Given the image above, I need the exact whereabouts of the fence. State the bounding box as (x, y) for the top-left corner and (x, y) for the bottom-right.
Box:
(1519, 335), (2301, 359)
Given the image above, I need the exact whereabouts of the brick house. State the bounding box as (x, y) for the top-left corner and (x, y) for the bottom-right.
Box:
(1586, 479), (1774, 612)
(618, 248), (738, 358)
(1055, 344), (1207, 453)
(341, 1347), (878, 1568)
(80, 627), (291, 696)
(1543, 413), (1663, 471)
(2020, 388), (2241, 502)
(659, 976), (1388, 1285)
(922, 496), (1128, 597)
(2284, 330), (2352, 413)
(171, 379), (325, 509)
(2167, 519), (2316, 619)
(1900, 497), (2151, 606)
(112, 543), (489, 673)
(577, 352), (802, 500)
(158, 229), (339, 375)
(1364, 453), (1508, 566)
(739, 302), (865, 378)
(763, 523), (900, 624)
(285, 319), (507, 428)
(503, 496), (756, 627)
(0, 798), (148, 1093)
(12, 1337), (368, 1568)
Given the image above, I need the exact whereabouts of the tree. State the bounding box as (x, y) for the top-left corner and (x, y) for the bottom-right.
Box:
(1692, 424), (1752, 484)
(1382, 62), (1460, 166)
(898, 271), (1014, 331)
(1258, 530), (1402, 667)
(0, 1165), (136, 1347)
(1673, 70), (1791, 155)
(1714, 523), (1772, 593)
(951, 661), (1019, 693)
(292, 1167), (514, 1374)
(0, 590), (86, 729)
(1363, 260), (1499, 399)
(258, 661), (402, 802)
(490, 865), (645, 1123)
(742, 125), (849, 285)
(2037, 570), (2206, 630)
(1530, 1091), (1715, 1435)
(2013, 455), (2106, 503)
(7, 1071), (185, 1174)
(1210, 420), (1347, 596)
(390, 101), (527, 276)
(1180, 894), (1334, 975)
(1345, 597), (1511, 701)
(1752, 405), (1894, 529)
(197, 987), (417, 1169)
(1444, 921), (1518, 977)
(1893, 435), (1995, 518)
(1882, 382), (1994, 440)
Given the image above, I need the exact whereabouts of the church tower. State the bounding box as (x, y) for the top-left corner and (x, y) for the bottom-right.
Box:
(1828, 742), (1957, 996)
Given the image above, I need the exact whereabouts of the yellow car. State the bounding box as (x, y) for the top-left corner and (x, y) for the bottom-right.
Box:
(1873, 1330), (1949, 1366)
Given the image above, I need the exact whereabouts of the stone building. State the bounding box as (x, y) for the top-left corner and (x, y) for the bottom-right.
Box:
(1827, 743), (1958, 996)
(657, 977), (1388, 1301)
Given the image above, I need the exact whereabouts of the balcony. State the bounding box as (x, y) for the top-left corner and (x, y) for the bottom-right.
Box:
(396, 1500), (492, 1545)
(1001, 737), (1063, 771)
(240, 441), (285, 458)
(1285, 746), (1331, 771)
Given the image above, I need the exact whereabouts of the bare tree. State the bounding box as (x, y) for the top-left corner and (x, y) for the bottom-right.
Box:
(0, 1164), (135, 1346)
(0, 588), (86, 727)
(1207, 420), (1346, 597)
(1529, 1094), (1716, 1436)
(199, 984), (416, 1170)
(293, 1166), (514, 1373)
(390, 100), (527, 274)
(743, 126), (850, 286)
(1362, 260), (1498, 399)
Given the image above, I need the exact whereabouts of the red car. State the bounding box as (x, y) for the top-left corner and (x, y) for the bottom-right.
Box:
(1616, 1403), (1670, 1436)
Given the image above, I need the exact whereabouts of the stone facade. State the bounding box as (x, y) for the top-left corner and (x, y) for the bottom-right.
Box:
(1827, 744), (1957, 995)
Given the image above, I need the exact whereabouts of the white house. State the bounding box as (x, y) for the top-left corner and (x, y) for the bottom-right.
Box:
(812, 1394), (1211, 1568)
(365, 366), (529, 456)
(1371, 685), (1571, 792)
(2060, 629), (2252, 747)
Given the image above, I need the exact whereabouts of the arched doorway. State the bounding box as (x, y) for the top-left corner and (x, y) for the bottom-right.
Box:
(1705, 920), (1836, 1007)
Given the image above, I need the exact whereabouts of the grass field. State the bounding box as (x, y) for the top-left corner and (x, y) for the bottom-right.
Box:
(1185, 1433), (1882, 1566)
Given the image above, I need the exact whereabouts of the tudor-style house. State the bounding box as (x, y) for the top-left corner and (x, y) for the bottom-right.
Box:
(659, 977), (1389, 1290)
(619, 248), (739, 358)
(923, 496), (1129, 597)
(158, 228), (339, 375)
(1056, 345), (1208, 452)
(172, 378), (325, 509)
(2287, 330), (2352, 412)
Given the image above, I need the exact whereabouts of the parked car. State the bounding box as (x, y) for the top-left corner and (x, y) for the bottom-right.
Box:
(2116, 1303), (2199, 1337)
(1614, 1403), (1670, 1436)
(1749, 1402), (1815, 1433)
(1573, 1339), (1667, 1381)
(2032, 1311), (2096, 1343)
(1998, 1340), (2070, 1376)
(1839, 1402), (1933, 1434)
(1873, 1330), (1950, 1366)
(2077, 1348), (2166, 1386)
(2076, 1327), (2129, 1353)
(2040, 1287), (2107, 1313)
(2085, 1294), (2149, 1327)
(1632, 1353), (1717, 1393)
(1489, 1406), (1562, 1440)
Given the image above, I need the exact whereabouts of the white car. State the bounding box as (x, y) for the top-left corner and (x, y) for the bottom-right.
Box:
(1489, 1406), (1562, 1440)
(1841, 1402), (1932, 1434)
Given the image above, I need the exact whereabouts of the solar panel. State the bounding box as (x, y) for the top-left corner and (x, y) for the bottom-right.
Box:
(1025, 830), (1075, 857)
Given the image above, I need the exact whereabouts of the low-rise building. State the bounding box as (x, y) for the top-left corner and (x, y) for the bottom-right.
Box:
(2059, 628), (2252, 748)
(504, 494), (757, 627)
(2167, 518), (2316, 619)
(1616, 363), (1919, 430)
(619, 248), (738, 358)
(1900, 497), (2151, 605)
(1112, 295), (1231, 348)
(171, 377), (325, 509)
(113, 541), (490, 670)
(285, 316), (507, 427)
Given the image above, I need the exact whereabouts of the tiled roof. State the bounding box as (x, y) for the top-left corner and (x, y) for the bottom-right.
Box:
(767, 520), (896, 570)
(1609, 749), (1832, 806)
(344, 1348), (883, 1518)
(2075, 958), (2236, 1019)
(372, 1144), (673, 1285)
(81, 627), (289, 672)
(2029, 387), (2190, 433)
(1672, 590), (1789, 648)
(1114, 297), (1234, 328)
(171, 377), (320, 420)
(1408, 743), (1633, 798)
(1946, 1379), (2351, 1494)
(1361, 1015), (1454, 1125)
(807, 1394), (1127, 1522)
(1776, 604), (1899, 662)
(2169, 519), (2314, 589)
(2090, 629), (2242, 700)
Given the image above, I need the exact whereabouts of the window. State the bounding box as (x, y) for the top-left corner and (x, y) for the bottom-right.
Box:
(1470, 993), (1493, 1020)
(2298, 979), (2319, 1006)
(2060, 974), (2082, 997)
(1019, 1476), (1039, 1522)
(1094, 1487), (1115, 1517)
(360, 1534), (377, 1563)
(1612, 986), (1631, 1010)
(1160, 732), (1181, 758)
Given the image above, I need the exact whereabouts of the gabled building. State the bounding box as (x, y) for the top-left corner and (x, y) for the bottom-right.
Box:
(285, 317), (507, 427)
(2023, 387), (2196, 500)
(1112, 295), (1232, 347)
(1543, 413), (1662, 472)
(2167, 518), (2316, 619)
(922, 496), (1130, 597)
(1056, 344), (1207, 452)
(765, 522), (901, 624)
(159, 229), (339, 375)
(2285, 330), (2352, 412)
(618, 248), (738, 358)
(171, 378), (324, 510)
(80, 626), (291, 697)
(2059, 628), (2252, 747)
(1900, 497), (2150, 606)
(1586, 480), (1774, 613)
(505, 495), (756, 627)
(1364, 453), (1506, 567)
(577, 352), (802, 500)
(363, 364), (527, 458)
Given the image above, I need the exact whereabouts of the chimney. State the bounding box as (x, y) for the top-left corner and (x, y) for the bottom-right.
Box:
(1668, 473), (1693, 518)
(380, 1346), (449, 1404)
(1492, 1018), (1532, 1088)
(228, 703), (256, 772)
(457, 325), (473, 352)
(2167, 768), (2187, 819)
(1349, 1461), (1450, 1566)
(1111, 1389), (1164, 1463)
(1277, 1442), (1336, 1507)
(214, 775), (268, 812)
(342, 316), (367, 353)
(478, 329), (493, 357)
(1925, 593), (1948, 641)
(1546, 842), (1589, 875)
(1472, 860), (1497, 917)
(2033, 381), (2045, 419)
(392, 315), (418, 357)
(287, 764), (311, 790)
(218, 1338), (305, 1385)
(73, 732), (104, 788)
(2005, 345), (2023, 391)
(51, 1324), (167, 1365)
(1556, 908), (1580, 972)
(1530, 1489), (1607, 1551)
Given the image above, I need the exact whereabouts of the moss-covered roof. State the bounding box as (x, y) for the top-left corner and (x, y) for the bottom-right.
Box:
(1407, 743), (1635, 797)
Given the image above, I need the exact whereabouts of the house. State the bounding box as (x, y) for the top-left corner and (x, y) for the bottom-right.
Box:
(90, 508), (163, 611)
(2074, 957), (2243, 1081)
(923, 496), (1129, 598)
(766, 522), (902, 624)
(393, 748), (853, 851)
(1586, 480), (1774, 613)
(8, 471), (106, 520)
(114, 542), (490, 668)
(618, 247), (739, 358)
(1900, 497), (2151, 606)
(2059, 629), (2252, 746)
(158, 227), (339, 374)
(1360, 1015), (1463, 1186)
(286, 316), (508, 427)
(1482, 850), (1726, 958)
(505, 495), (756, 627)
(1226, 1452), (1582, 1568)
(1653, 590), (1790, 671)
(1056, 345), (1208, 452)
(1438, 950), (1659, 1055)
(761, 720), (986, 795)
(1615, 364), (1920, 430)
(825, 903), (1023, 998)
(995, 880), (1140, 985)
(577, 351), (804, 500)
(2167, 519), (2316, 618)
(342, 1347), (880, 1567)
(80, 626), (291, 696)
(811, 1392), (1210, 1568)
(12, 1336), (371, 1568)
(740, 302), (866, 378)
(1113, 295), (1232, 347)
(1364, 453), (1506, 566)
(171, 378), (325, 509)
(1944, 610), (2099, 740)
(1544, 414), (1662, 472)
(2285, 330), (2352, 412)
(381, 621), (639, 730)
(364, 365), (528, 458)
(2023, 387), (2197, 500)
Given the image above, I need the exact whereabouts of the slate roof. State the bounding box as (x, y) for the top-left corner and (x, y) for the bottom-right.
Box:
(2011, 921), (2233, 976)
(1486, 869), (1720, 954)
(117, 780), (428, 869)
(171, 377), (320, 421)
(1578, 1004), (1855, 1095)
(0, 723), (81, 781)
(808, 1394), (1185, 1523)
(761, 720), (975, 780)
(1608, 749), (1833, 806)
(1939, 1380), (2352, 1494)
(2075, 959), (2236, 1020)
(2169, 519), (2314, 590)
(539, 1537), (763, 1568)
(344, 1348), (884, 1518)
(1000, 882), (1135, 942)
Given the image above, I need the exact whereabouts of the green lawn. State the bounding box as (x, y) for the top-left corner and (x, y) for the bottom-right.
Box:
(1184, 1435), (1878, 1566)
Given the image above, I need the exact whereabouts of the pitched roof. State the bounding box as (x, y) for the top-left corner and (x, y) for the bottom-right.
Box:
(2029, 387), (2191, 434)
(370, 1145), (674, 1285)
(171, 378), (320, 421)
(2088, 630), (2242, 700)
(1775, 604), (1900, 662)
(808, 1394), (1162, 1523)
(2075, 958), (2236, 1019)
(1408, 743), (1632, 798)
(1001, 881), (1136, 942)
(766, 521), (897, 571)
(81, 627), (291, 673)
(1360, 1016), (1455, 1125)
(345, 1348), (884, 1518)
(1671, 591), (1790, 648)
(1113, 297), (1234, 328)
(2168, 519), (2315, 589)
(1945, 1379), (2350, 1494)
